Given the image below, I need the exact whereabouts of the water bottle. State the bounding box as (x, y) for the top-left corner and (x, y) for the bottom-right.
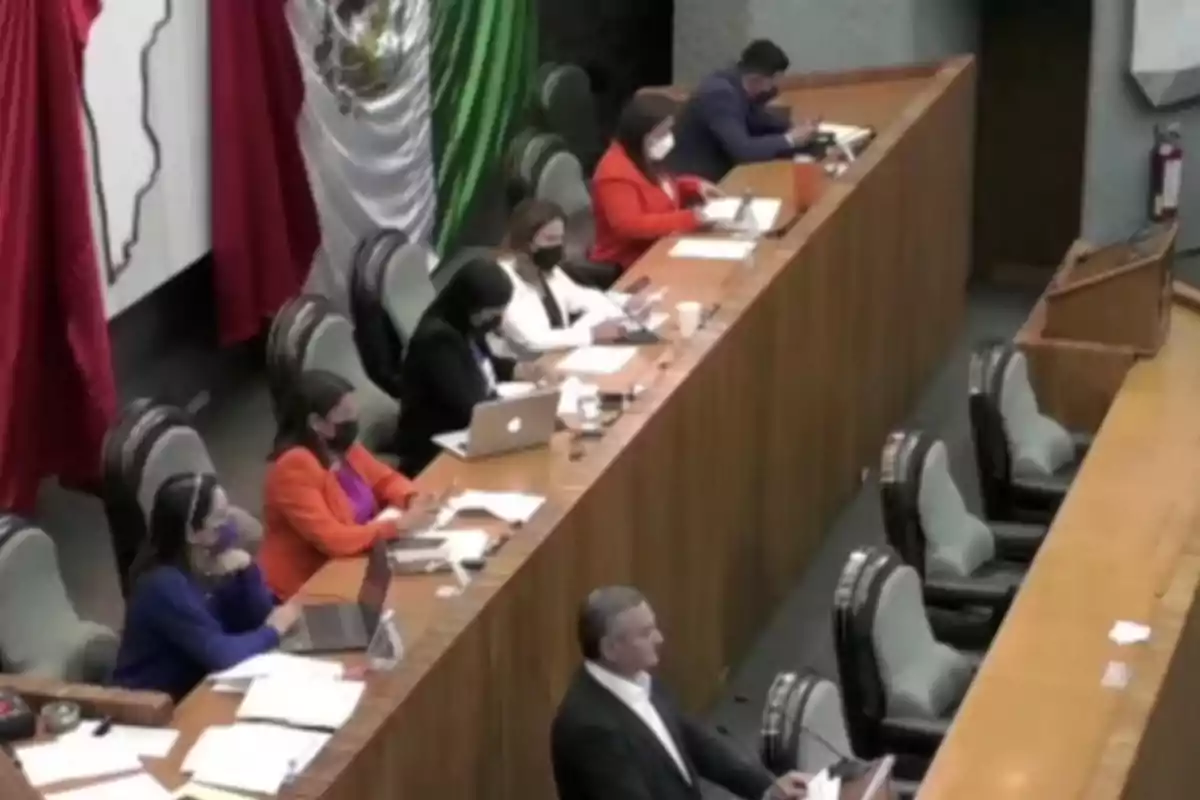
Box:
(367, 609), (405, 672)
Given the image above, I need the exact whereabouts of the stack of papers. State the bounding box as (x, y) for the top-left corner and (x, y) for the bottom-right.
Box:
(236, 676), (365, 730)
(819, 121), (873, 149)
(46, 772), (172, 800)
(556, 345), (638, 375)
(702, 197), (782, 233)
(209, 652), (343, 693)
(669, 238), (757, 261)
(16, 738), (143, 788)
(414, 528), (490, 562)
(62, 720), (179, 759)
(443, 490), (546, 524)
(183, 722), (330, 796)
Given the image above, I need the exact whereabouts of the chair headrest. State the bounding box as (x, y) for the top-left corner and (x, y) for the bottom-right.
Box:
(380, 242), (438, 342)
(536, 151), (591, 218)
(0, 513), (34, 553)
(761, 670), (852, 774)
(879, 430), (937, 571)
(137, 425), (216, 521)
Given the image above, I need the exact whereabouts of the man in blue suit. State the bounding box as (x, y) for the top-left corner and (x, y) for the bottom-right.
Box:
(668, 40), (817, 182)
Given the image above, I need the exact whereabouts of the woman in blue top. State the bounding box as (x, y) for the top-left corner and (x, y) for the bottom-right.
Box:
(112, 473), (301, 699)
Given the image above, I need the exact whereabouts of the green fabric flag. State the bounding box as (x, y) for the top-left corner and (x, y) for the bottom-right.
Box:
(430, 0), (537, 252)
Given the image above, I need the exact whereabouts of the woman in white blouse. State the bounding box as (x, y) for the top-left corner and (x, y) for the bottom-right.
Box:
(496, 199), (628, 354)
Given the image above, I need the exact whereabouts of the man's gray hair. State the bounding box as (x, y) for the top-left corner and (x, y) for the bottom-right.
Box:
(577, 585), (647, 660)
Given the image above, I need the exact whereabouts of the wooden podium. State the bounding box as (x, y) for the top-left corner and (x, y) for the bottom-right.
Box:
(1016, 223), (1177, 432)
(1040, 222), (1177, 354)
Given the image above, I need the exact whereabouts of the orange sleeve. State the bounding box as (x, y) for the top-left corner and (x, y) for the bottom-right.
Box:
(593, 178), (703, 241)
(266, 450), (395, 557)
(348, 444), (417, 509)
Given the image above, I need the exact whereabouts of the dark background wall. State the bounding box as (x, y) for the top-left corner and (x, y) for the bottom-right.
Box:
(537, 0), (675, 134)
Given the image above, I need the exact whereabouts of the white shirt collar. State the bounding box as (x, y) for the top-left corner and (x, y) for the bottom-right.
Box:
(585, 660), (652, 702)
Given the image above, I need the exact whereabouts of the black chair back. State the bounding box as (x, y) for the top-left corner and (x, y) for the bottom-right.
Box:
(349, 228), (409, 397)
(266, 294), (336, 418)
(879, 430), (937, 580)
(832, 546), (902, 759)
(100, 401), (192, 597)
(968, 342), (1018, 520)
(536, 63), (603, 174)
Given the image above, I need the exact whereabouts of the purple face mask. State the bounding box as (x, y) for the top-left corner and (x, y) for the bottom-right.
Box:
(209, 521), (238, 553)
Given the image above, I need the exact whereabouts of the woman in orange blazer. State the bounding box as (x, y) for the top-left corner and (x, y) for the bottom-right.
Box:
(259, 370), (435, 600)
(589, 93), (723, 271)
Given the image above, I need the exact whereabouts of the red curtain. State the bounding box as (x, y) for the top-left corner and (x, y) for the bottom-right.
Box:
(0, 0), (116, 513)
(210, 0), (320, 345)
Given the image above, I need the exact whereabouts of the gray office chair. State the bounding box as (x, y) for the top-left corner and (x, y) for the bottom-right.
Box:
(968, 343), (1091, 523)
(536, 62), (603, 174)
(267, 294), (336, 418)
(298, 310), (400, 454)
(0, 515), (118, 682)
(135, 416), (263, 553)
(760, 670), (921, 797)
(833, 547), (975, 766)
(350, 228), (411, 397)
(380, 241), (438, 345)
(880, 430), (1041, 648)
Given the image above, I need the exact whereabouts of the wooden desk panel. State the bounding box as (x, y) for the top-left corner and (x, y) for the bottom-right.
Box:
(6, 58), (975, 800)
(918, 295), (1200, 799)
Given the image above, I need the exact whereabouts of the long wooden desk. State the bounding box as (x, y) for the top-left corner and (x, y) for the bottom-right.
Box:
(919, 288), (1200, 799)
(15, 58), (975, 798)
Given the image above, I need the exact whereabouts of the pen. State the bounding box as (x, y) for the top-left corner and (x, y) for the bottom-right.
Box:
(93, 716), (113, 737)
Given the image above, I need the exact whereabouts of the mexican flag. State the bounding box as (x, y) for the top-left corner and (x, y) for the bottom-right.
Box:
(210, 0), (537, 344)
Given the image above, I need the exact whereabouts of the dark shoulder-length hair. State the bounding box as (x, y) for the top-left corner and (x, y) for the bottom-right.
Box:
(270, 369), (355, 466)
(128, 472), (218, 587)
(614, 93), (678, 180)
(506, 197), (566, 254)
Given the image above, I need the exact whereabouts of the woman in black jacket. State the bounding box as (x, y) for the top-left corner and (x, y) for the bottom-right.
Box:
(395, 257), (516, 474)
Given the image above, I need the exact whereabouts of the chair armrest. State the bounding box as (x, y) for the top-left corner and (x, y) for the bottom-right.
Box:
(894, 779), (921, 800)
(1071, 431), (1094, 459)
(1009, 477), (1067, 521)
(990, 521), (1046, 563)
(924, 577), (1015, 611)
(0, 674), (174, 726)
(879, 715), (949, 759)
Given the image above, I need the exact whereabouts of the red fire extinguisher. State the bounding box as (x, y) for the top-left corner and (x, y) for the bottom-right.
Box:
(1150, 123), (1183, 221)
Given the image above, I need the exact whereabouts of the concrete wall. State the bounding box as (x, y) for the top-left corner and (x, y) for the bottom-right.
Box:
(674, 0), (979, 85)
(1082, 0), (1200, 251)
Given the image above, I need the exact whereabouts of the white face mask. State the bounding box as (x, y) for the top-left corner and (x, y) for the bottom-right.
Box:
(647, 132), (675, 161)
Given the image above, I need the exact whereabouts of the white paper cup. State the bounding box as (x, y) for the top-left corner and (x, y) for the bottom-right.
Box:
(676, 301), (702, 338)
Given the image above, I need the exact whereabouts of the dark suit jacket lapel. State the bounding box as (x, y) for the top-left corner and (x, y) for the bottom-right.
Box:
(580, 670), (696, 788)
(649, 680), (700, 784)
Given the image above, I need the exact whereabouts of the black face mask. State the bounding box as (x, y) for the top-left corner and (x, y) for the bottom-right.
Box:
(530, 246), (563, 272)
(327, 419), (359, 451)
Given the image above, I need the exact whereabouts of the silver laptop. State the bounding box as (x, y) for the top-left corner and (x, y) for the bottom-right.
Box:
(433, 387), (560, 460)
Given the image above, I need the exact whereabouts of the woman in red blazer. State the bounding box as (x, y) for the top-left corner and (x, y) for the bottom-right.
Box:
(590, 94), (721, 271)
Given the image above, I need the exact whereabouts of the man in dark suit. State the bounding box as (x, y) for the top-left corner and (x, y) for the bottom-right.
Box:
(668, 40), (818, 182)
(551, 586), (809, 800)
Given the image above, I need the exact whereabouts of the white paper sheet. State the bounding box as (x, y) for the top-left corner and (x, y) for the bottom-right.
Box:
(446, 490), (546, 524)
(46, 772), (173, 800)
(556, 345), (637, 375)
(495, 381), (537, 399)
(208, 652), (343, 688)
(805, 768), (843, 800)
(668, 238), (756, 261)
(1110, 620), (1152, 645)
(184, 723), (330, 796)
(16, 738), (143, 788)
(703, 197), (782, 232)
(819, 122), (873, 148)
(415, 529), (490, 562)
(236, 677), (364, 730)
(65, 720), (180, 759)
